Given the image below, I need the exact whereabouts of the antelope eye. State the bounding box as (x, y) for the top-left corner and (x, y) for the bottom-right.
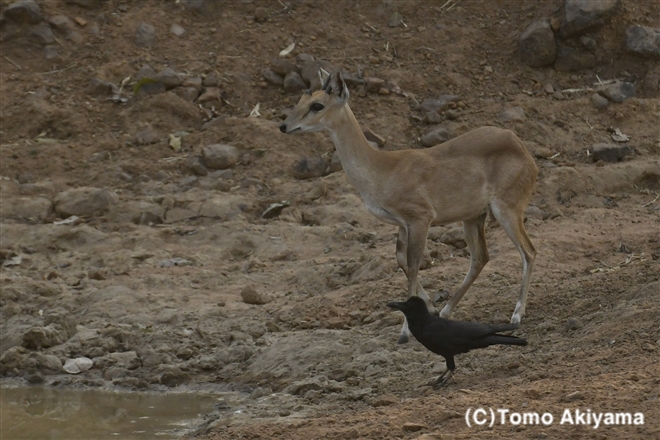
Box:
(310, 103), (324, 112)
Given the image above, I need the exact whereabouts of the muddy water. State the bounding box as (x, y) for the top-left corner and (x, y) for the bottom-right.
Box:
(1, 386), (221, 440)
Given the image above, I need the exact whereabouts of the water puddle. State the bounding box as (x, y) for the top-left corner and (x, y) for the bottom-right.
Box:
(1, 386), (221, 440)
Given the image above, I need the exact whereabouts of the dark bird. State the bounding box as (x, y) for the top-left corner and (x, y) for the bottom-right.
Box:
(387, 296), (528, 387)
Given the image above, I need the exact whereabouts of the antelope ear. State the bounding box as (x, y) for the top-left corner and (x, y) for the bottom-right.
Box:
(319, 67), (331, 90)
(328, 70), (350, 102)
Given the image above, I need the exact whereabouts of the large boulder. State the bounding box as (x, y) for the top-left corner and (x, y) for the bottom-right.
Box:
(626, 25), (660, 59)
(559, 0), (620, 38)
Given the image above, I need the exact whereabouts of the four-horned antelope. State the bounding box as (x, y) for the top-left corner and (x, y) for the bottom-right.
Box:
(280, 69), (538, 344)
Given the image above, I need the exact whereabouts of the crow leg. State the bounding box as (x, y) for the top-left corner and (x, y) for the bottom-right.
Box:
(432, 369), (454, 388)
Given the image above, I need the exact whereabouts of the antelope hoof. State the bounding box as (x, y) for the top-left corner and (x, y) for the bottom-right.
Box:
(510, 314), (522, 326)
(397, 334), (410, 345)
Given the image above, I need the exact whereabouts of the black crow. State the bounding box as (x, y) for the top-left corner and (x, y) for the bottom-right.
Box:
(387, 296), (528, 387)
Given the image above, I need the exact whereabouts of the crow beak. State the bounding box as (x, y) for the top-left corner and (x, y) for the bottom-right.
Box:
(387, 301), (406, 310)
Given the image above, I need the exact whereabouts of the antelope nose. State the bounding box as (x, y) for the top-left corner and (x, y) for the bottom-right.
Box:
(279, 123), (287, 133)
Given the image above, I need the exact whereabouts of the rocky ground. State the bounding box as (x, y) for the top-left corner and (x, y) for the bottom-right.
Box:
(1, 0), (659, 439)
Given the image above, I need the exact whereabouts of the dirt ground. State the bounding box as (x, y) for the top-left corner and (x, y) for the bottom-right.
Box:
(1, 0), (659, 439)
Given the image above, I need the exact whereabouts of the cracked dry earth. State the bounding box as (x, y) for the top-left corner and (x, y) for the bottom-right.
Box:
(1, 0), (659, 439)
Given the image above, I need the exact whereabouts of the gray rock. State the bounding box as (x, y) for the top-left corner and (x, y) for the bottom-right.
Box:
(598, 81), (635, 102)
(202, 144), (239, 169)
(29, 22), (55, 45)
(559, 0), (620, 38)
(22, 325), (69, 350)
(183, 156), (208, 176)
(439, 226), (467, 249)
(498, 107), (526, 123)
(565, 318), (584, 331)
(48, 15), (73, 32)
(300, 59), (335, 89)
(591, 93), (609, 108)
(43, 46), (59, 59)
(292, 156), (328, 179)
(182, 76), (202, 91)
(159, 365), (188, 386)
(283, 71), (306, 93)
(254, 6), (268, 22)
(525, 205), (547, 221)
(135, 22), (155, 48)
(421, 126), (454, 147)
(98, 351), (141, 370)
(155, 67), (183, 89)
(169, 23), (185, 37)
(365, 77), (385, 93)
(519, 19), (557, 67)
(86, 78), (117, 96)
(625, 25), (660, 59)
(261, 68), (283, 86)
(202, 75), (219, 87)
(579, 35), (597, 51)
(420, 95), (460, 113)
(554, 46), (596, 71)
(270, 59), (298, 76)
(135, 64), (157, 81)
(4, 0), (43, 24)
(54, 187), (114, 217)
(241, 285), (269, 305)
(173, 86), (199, 102)
(0, 196), (52, 221)
(589, 143), (632, 162)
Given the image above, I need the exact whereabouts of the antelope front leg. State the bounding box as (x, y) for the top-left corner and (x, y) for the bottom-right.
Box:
(396, 223), (434, 344)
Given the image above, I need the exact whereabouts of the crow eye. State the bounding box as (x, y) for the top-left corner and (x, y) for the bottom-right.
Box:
(310, 103), (324, 112)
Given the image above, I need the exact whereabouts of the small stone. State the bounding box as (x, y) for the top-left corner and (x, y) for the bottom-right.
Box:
(625, 25), (660, 59)
(155, 67), (183, 89)
(48, 15), (73, 31)
(135, 22), (155, 48)
(591, 93), (609, 109)
(544, 83), (554, 94)
(241, 285), (269, 305)
(86, 78), (117, 96)
(74, 16), (86, 26)
(4, 0), (44, 24)
(525, 205), (546, 221)
(270, 59), (298, 76)
(425, 111), (442, 124)
(420, 95), (460, 113)
(283, 71), (307, 92)
(159, 366), (188, 387)
(519, 19), (557, 67)
(388, 11), (403, 27)
(135, 64), (157, 81)
(563, 391), (585, 401)
(254, 7), (268, 22)
(29, 23), (55, 45)
(564, 317), (583, 331)
(598, 81), (636, 103)
(580, 35), (597, 51)
(292, 156), (328, 179)
(372, 393), (397, 407)
(63, 357), (93, 374)
(559, 0), (619, 38)
(54, 187), (114, 217)
(365, 77), (385, 93)
(202, 144), (239, 170)
(261, 69), (283, 86)
(183, 76), (202, 91)
(589, 143), (632, 162)
(402, 422), (426, 432)
(498, 107), (526, 123)
(173, 87), (199, 102)
(183, 156), (208, 176)
(169, 23), (185, 36)
(421, 126), (454, 147)
(329, 151), (342, 173)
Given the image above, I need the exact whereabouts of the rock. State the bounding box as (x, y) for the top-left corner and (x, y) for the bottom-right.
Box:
(589, 143), (632, 162)
(559, 0), (620, 38)
(402, 422), (426, 432)
(271, 59), (298, 76)
(426, 111), (442, 124)
(365, 77), (385, 93)
(29, 22), (55, 45)
(283, 71), (307, 93)
(37, 354), (63, 372)
(4, 0), (43, 24)
(439, 226), (466, 249)
(135, 22), (155, 48)
(53, 187), (114, 217)
(580, 35), (597, 51)
(169, 23), (185, 37)
(183, 156), (208, 176)
(388, 11), (403, 27)
(202, 144), (239, 169)
(565, 317), (584, 331)
(372, 393), (398, 407)
(134, 127), (161, 145)
(261, 68), (283, 86)
(99, 351), (140, 370)
(625, 25), (660, 59)
(183, 76), (202, 91)
(155, 67), (183, 89)
(563, 390), (585, 401)
(283, 378), (324, 395)
(363, 129), (385, 147)
(241, 285), (269, 305)
(421, 126), (454, 147)
(173, 86), (200, 102)
(329, 151), (342, 173)
(597, 81), (635, 103)
(63, 357), (93, 374)
(86, 78), (117, 96)
(202, 75), (219, 87)
(48, 15), (73, 32)
(0, 196), (52, 221)
(300, 59), (335, 89)
(159, 365), (188, 387)
(519, 19), (557, 67)
(420, 95), (460, 113)
(525, 205), (546, 221)
(197, 87), (221, 104)
(554, 46), (596, 71)
(292, 156), (328, 179)
(135, 64), (157, 81)
(22, 325), (68, 350)
(498, 107), (526, 123)
(254, 6), (268, 22)
(591, 93), (609, 109)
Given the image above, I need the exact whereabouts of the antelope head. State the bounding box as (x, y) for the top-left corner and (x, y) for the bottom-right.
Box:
(279, 68), (350, 134)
